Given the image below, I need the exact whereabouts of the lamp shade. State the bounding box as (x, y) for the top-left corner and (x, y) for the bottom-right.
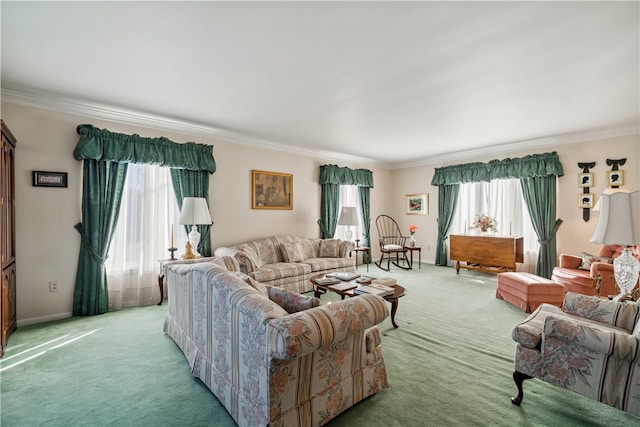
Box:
(590, 190), (640, 245)
(338, 206), (359, 226)
(179, 197), (212, 225)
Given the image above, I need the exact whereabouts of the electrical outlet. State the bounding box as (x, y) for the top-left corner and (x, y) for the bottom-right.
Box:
(49, 281), (58, 293)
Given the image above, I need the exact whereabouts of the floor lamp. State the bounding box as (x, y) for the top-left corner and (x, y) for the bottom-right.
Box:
(338, 206), (360, 246)
(179, 197), (212, 259)
(590, 190), (640, 300)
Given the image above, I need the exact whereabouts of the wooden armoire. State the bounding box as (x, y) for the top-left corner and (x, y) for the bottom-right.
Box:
(1, 120), (17, 357)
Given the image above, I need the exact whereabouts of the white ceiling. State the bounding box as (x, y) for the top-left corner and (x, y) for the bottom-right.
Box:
(1, 1), (639, 168)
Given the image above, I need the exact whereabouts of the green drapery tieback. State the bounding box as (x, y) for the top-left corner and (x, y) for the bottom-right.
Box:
(74, 223), (108, 264)
(538, 219), (563, 245)
(431, 152), (564, 185)
(74, 124), (216, 173)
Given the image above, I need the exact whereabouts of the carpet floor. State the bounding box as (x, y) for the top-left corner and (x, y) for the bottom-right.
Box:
(1, 263), (638, 426)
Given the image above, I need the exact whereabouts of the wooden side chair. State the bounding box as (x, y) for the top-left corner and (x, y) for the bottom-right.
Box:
(375, 214), (411, 271)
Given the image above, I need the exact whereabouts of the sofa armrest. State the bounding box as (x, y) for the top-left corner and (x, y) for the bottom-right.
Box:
(267, 294), (389, 360)
(544, 315), (639, 360)
(339, 240), (355, 258)
(558, 254), (582, 269)
(590, 262), (614, 279)
(265, 285), (320, 313)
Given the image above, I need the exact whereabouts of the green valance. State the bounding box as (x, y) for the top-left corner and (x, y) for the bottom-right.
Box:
(73, 125), (216, 173)
(431, 152), (563, 185)
(319, 164), (374, 187)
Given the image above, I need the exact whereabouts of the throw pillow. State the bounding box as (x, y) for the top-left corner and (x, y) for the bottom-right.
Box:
(237, 246), (263, 270)
(278, 236), (305, 263)
(579, 252), (613, 270)
(319, 239), (340, 258)
(265, 285), (320, 313)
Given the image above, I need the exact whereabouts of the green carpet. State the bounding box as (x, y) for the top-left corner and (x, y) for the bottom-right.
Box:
(1, 264), (638, 426)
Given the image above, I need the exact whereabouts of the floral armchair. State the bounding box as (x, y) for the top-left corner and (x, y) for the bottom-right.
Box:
(551, 245), (640, 297)
(511, 292), (640, 416)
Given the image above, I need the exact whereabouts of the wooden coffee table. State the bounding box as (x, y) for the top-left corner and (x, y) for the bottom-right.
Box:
(311, 274), (406, 328)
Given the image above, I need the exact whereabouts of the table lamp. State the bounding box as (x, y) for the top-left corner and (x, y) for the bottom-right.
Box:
(590, 190), (640, 300)
(338, 206), (359, 246)
(179, 197), (212, 258)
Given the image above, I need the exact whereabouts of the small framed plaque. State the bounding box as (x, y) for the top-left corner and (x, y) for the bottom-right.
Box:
(32, 171), (68, 188)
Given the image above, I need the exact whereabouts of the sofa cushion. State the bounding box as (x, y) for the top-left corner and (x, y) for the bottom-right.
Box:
(302, 257), (356, 272)
(579, 252), (613, 270)
(298, 238), (318, 259)
(238, 245), (263, 269)
(251, 263), (312, 283)
(277, 236), (305, 263)
(319, 239), (341, 257)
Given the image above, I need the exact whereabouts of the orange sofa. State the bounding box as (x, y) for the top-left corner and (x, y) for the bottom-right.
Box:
(551, 245), (640, 297)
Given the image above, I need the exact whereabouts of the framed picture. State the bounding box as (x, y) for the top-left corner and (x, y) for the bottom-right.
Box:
(32, 171), (68, 188)
(606, 170), (624, 186)
(577, 172), (593, 188)
(405, 193), (428, 215)
(578, 193), (594, 209)
(252, 170), (293, 210)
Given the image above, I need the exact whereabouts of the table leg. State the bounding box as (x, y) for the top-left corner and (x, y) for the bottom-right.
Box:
(157, 273), (164, 305)
(389, 297), (399, 328)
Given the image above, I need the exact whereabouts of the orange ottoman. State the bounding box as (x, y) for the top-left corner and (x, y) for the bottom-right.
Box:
(496, 272), (564, 313)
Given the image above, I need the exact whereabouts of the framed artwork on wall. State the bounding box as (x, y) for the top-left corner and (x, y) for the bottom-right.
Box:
(578, 193), (594, 209)
(32, 171), (68, 188)
(606, 170), (624, 187)
(252, 170), (293, 210)
(405, 193), (428, 215)
(577, 172), (593, 188)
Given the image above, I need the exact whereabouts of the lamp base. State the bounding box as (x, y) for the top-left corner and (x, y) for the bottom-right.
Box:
(188, 225), (201, 257)
(613, 246), (640, 299)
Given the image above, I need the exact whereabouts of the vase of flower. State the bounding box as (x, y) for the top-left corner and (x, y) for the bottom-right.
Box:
(469, 214), (497, 234)
(409, 224), (418, 246)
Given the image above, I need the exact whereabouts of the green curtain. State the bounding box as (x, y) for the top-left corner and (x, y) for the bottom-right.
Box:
(170, 169), (212, 256)
(73, 160), (128, 315)
(318, 164), (374, 239)
(358, 186), (371, 246)
(318, 183), (340, 238)
(435, 184), (460, 266)
(520, 176), (563, 278)
(73, 125), (216, 315)
(430, 152), (564, 267)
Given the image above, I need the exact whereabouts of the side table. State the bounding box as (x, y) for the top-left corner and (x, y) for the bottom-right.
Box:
(350, 246), (370, 272)
(403, 246), (422, 269)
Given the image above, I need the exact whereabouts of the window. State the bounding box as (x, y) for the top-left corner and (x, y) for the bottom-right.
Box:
(105, 163), (186, 310)
(450, 179), (538, 272)
(334, 185), (362, 243)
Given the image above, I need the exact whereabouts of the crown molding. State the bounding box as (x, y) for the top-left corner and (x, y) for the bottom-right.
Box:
(3, 87), (636, 171)
(1, 87), (384, 168)
(390, 125), (639, 170)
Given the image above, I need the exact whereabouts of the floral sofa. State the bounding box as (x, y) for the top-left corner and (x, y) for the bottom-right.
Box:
(551, 245), (640, 297)
(511, 292), (640, 416)
(163, 257), (389, 427)
(214, 236), (356, 294)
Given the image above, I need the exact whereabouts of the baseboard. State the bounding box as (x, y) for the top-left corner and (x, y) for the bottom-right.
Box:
(17, 312), (73, 327)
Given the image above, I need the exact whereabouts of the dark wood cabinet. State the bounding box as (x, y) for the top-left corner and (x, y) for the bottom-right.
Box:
(1, 120), (17, 357)
(450, 234), (523, 274)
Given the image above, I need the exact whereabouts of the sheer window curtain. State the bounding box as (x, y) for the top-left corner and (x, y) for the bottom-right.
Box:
(449, 179), (538, 273)
(334, 185), (363, 242)
(105, 163), (187, 310)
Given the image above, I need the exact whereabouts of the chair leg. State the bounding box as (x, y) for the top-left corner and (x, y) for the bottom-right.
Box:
(375, 253), (391, 271)
(511, 370), (532, 405)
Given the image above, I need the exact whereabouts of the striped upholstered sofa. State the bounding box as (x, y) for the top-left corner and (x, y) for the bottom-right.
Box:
(163, 259), (389, 426)
(511, 292), (640, 416)
(214, 236), (356, 294)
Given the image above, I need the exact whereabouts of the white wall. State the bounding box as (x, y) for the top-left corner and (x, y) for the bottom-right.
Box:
(1, 102), (392, 324)
(2, 101), (638, 325)
(391, 135), (640, 264)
